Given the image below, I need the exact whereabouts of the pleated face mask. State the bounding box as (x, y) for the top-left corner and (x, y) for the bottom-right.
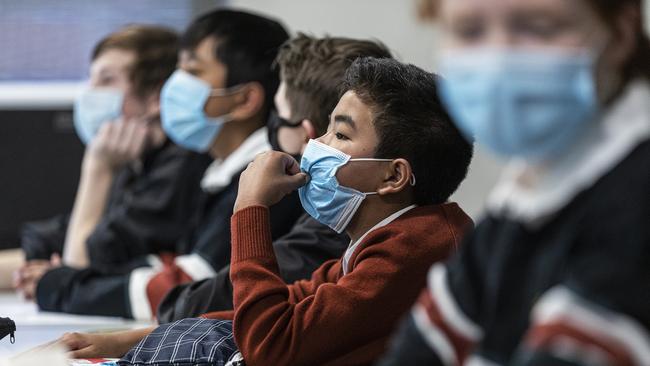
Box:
(73, 88), (124, 144)
(438, 47), (598, 161)
(298, 139), (393, 233)
(161, 70), (240, 152)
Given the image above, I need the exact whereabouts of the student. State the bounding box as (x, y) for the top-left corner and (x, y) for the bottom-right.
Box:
(57, 57), (475, 366)
(379, 0), (650, 365)
(157, 34), (392, 322)
(8, 25), (211, 294)
(31, 9), (302, 320)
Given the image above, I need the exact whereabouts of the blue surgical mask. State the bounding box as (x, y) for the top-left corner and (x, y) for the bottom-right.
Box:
(438, 48), (598, 161)
(161, 70), (240, 152)
(73, 89), (124, 144)
(299, 139), (394, 233)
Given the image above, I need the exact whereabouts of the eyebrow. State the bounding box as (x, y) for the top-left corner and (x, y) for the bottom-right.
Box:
(333, 114), (356, 129)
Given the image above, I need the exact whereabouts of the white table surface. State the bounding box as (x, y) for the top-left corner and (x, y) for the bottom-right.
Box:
(0, 292), (152, 358)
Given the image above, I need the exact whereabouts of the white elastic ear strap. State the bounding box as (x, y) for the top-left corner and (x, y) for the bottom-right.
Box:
(349, 158), (393, 162)
(366, 173), (415, 194)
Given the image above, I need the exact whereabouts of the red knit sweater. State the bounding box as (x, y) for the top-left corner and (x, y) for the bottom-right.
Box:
(204, 204), (473, 366)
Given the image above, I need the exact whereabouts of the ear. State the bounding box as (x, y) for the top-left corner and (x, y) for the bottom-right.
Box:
(376, 158), (413, 196)
(228, 81), (265, 120)
(301, 119), (318, 139)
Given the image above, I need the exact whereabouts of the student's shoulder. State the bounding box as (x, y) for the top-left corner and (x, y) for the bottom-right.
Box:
(598, 137), (650, 188)
(399, 204), (473, 238)
(371, 204), (474, 250)
(353, 204), (472, 269)
(582, 137), (650, 218)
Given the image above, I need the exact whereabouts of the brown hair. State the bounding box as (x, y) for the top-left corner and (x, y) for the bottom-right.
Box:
(417, 0), (650, 82)
(275, 33), (392, 134)
(588, 0), (650, 82)
(92, 25), (179, 98)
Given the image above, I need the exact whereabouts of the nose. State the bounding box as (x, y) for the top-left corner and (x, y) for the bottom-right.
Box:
(315, 130), (332, 145)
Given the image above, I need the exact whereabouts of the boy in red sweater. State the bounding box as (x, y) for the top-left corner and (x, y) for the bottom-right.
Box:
(58, 57), (474, 366)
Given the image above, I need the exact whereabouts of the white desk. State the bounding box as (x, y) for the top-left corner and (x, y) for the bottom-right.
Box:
(0, 292), (152, 358)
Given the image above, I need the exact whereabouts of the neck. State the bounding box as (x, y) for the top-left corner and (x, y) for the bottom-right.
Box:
(345, 196), (413, 243)
(208, 117), (263, 160)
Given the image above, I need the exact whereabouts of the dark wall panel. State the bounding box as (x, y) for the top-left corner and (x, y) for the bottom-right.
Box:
(0, 110), (83, 249)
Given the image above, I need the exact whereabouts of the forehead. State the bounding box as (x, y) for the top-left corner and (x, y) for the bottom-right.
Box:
(439, 0), (588, 19)
(331, 90), (374, 128)
(192, 36), (221, 65)
(180, 36), (228, 86)
(90, 48), (135, 74)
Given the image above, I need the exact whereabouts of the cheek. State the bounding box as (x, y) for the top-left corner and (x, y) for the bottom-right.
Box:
(204, 97), (235, 118)
(121, 94), (147, 120)
(277, 127), (305, 155)
(335, 162), (381, 193)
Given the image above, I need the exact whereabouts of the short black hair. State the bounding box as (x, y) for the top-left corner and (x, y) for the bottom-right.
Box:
(181, 9), (289, 120)
(342, 57), (473, 205)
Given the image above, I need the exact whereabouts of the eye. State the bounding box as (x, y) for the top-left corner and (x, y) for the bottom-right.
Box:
(96, 75), (116, 87)
(454, 23), (484, 42)
(335, 132), (349, 141)
(448, 16), (485, 43)
(511, 15), (568, 40)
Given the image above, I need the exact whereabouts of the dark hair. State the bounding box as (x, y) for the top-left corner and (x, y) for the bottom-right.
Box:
(275, 33), (392, 135)
(588, 0), (650, 82)
(92, 25), (179, 98)
(418, 0), (650, 83)
(181, 9), (290, 120)
(342, 57), (473, 205)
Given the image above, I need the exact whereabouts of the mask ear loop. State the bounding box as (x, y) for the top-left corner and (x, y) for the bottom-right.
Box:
(348, 158), (393, 162)
(346, 158), (393, 196)
(206, 85), (246, 125)
(410, 174), (416, 186)
(210, 84), (246, 97)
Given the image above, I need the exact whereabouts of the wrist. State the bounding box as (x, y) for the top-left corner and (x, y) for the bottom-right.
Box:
(234, 197), (268, 213)
(82, 153), (116, 176)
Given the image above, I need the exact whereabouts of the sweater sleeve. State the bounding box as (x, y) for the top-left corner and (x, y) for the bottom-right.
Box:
(36, 265), (133, 318)
(229, 206), (445, 366)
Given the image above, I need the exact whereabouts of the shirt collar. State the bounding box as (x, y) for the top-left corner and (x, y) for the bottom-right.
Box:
(487, 80), (650, 226)
(342, 204), (417, 275)
(201, 127), (270, 193)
